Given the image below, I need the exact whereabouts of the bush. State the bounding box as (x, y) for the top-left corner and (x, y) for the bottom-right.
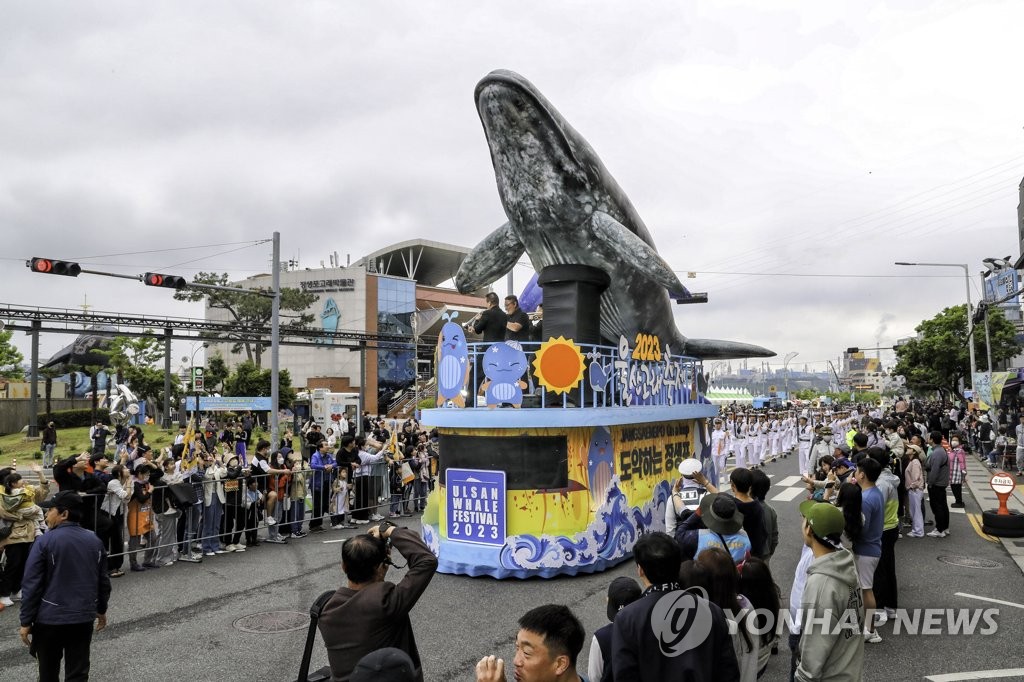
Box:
(38, 408), (111, 429)
(32, 451), (41, 460)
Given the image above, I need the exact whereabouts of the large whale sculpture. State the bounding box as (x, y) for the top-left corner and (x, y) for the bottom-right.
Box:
(456, 70), (774, 360)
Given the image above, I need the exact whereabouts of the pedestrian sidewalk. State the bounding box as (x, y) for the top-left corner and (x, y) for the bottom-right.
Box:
(963, 451), (1024, 575)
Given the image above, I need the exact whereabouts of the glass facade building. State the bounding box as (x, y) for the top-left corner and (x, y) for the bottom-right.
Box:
(376, 277), (416, 409)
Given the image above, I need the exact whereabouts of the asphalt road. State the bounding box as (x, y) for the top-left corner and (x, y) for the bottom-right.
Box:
(2, 453), (1023, 682)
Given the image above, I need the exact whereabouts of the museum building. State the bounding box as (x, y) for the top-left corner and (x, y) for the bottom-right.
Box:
(205, 239), (487, 415)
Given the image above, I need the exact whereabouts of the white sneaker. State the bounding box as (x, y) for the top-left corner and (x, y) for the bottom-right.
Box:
(864, 629), (882, 644)
(0, 596), (13, 607)
(939, 530), (950, 537)
(369, 513), (384, 521)
(926, 529), (943, 537)
(233, 545), (246, 552)
(331, 523), (345, 530)
(267, 517), (277, 525)
(225, 544), (238, 552)
(353, 519), (369, 525)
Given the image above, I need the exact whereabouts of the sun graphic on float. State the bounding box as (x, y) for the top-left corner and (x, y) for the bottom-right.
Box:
(532, 336), (586, 395)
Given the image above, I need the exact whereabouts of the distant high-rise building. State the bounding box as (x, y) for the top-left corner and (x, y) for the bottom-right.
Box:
(1018, 176), (1024, 255)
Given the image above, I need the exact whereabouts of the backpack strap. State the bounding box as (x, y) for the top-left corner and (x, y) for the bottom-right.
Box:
(296, 590), (336, 682)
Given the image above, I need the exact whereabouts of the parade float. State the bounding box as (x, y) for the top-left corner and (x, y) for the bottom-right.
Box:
(419, 70), (773, 579)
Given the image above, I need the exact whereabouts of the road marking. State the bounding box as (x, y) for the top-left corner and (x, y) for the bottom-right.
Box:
(321, 539), (345, 544)
(953, 593), (1024, 610)
(770, 487), (805, 502)
(925, 668), (1024, 681)
(966, 513), (998, 543)
(775, 475), (802, 488)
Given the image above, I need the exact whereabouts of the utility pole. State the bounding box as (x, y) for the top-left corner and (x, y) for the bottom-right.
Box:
(271, 231), (281, 448)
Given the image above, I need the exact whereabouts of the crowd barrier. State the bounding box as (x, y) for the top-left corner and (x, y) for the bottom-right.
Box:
(67, 463), (434, 564)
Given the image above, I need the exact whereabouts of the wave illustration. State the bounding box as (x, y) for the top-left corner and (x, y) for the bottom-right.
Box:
(498, 477), (671, 571)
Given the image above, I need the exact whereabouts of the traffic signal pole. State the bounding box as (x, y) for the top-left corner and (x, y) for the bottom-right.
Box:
(28, 248), (278, 432)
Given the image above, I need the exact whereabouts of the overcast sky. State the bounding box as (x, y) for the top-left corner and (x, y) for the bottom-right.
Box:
(3, 0), (1023, 376)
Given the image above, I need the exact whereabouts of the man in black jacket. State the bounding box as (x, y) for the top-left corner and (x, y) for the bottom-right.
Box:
(318, 522), (437, 681)
(611, 532), (738, 681)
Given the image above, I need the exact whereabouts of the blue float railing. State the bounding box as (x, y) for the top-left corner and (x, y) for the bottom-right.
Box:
(439, 340), (704, 409)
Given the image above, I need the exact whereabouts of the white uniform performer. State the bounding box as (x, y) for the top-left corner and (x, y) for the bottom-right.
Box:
(796, 416), (814, 476)
(737, 411), (753, 471)
(755, 414), (768, 467)
(710, 418), (728, 486)
(724, 414), (737, 460)
(769, 414), (782, 461)
(784, 411), (797, 455)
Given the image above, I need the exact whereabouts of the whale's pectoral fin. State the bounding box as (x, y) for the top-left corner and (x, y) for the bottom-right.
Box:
(455, 221), (525, 293)
(589, 211), (689, 297)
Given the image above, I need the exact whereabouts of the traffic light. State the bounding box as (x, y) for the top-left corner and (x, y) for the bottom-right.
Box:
(143, 272), (187, 289)
(971, 303), (988, 326)
(27, 258), (81, 277)
(191, 367), (205, 391)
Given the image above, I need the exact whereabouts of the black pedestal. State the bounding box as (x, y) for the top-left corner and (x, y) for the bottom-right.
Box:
(537, 264), (611, 405)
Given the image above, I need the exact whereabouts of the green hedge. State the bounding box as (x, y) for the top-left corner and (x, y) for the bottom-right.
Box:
(38, 408), (111, 429)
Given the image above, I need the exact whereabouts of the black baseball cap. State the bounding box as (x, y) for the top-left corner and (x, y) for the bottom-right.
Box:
(606, 576), (643, 621)
(39, 490), (83, 511)
(351, 648), (416, 682)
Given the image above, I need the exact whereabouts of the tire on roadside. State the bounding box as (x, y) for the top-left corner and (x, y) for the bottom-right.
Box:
(981, 509), (1024, 536)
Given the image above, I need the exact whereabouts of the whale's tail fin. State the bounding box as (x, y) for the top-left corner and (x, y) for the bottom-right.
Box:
(682, 338), (776, 360)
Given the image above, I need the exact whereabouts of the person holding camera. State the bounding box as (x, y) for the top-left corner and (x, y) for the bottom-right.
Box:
(318, 521), (438, 681)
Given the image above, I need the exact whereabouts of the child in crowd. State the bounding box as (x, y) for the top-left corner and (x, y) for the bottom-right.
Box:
(127, 463), (157, 571)
(243, 477), (263, 548)
(330, 468), (355, 529)
(389, 458), (407, 518)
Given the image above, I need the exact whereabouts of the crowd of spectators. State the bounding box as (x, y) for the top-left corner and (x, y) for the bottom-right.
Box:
(0, 413), (439, 596)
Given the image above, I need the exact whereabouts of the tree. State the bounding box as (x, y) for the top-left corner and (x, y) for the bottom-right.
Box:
(83, 364), (104, 422)
(0, 328), (25, 379)
(205, 353), (230, 394)
(39, 366), (62, 418)
(223, 360), (296, 409)
(104, 334), (168, 402)
(173, 272), (317, 368)
(893, 304), (1019, 397)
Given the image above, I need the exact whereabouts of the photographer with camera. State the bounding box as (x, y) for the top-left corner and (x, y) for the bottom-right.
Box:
(318, 520), (438, 681)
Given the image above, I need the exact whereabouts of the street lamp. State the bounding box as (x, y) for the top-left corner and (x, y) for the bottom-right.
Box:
(181, 342), (206, 422)
(895, 261), (976, 395)
(783, 352), (798, 400)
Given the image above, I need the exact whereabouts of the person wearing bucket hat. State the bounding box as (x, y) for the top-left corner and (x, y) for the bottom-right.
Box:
(795, 500), (865, 682)
(674, 492), (752, 565)
(586, 576), (643, 682)
(19, 490), (111, 681)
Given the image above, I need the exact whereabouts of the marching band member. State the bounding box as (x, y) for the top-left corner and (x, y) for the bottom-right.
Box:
(710, 418), (728, 486)
(796, 415), (814, 476)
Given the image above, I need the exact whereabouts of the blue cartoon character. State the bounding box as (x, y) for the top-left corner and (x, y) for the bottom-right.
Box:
(587, 349), (611, 393)
(586, 425), (614, 504)
(436, 313), (470, 407)
(481, 341), (528, 408)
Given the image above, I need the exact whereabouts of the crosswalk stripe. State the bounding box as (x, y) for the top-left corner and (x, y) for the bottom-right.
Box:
(770, 487), (805, 502)
(775, 475), (802, 488)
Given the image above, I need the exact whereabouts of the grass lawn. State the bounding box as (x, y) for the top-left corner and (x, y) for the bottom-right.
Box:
(0, 426), (178, 468)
